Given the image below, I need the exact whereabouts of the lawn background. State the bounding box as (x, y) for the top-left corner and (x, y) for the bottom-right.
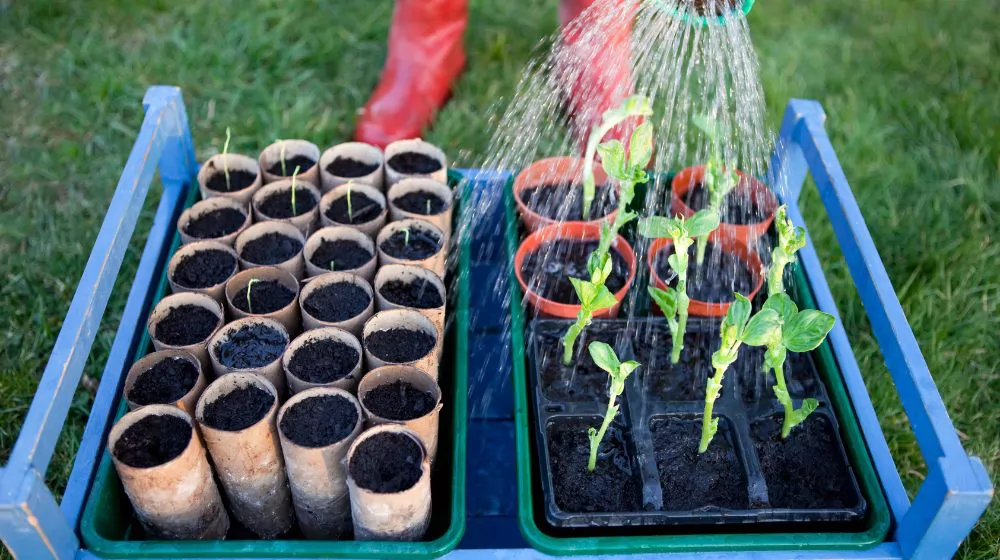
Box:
(0, 0), (996, 557)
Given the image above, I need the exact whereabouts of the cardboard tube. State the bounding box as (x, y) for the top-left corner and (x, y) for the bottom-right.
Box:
(319, 142), (385, 193)
(168, 240), (239, 303)
(123, 350), (207, 414)
(373, 264), (446, 335)
(148, 292), (224, 372)
(357, 365), (442, 463)
(277, 387), (364, 539)
(376, 219), (447, 278)
(383, 139), (448, 187)
(109, 405), (229, 540)
(299, 272), (374, 337)
(177, 197), (252, 247)
(258, 139), (321, 186)
(346, 425), (431, 541)
(387, 178), (453, 241)
(197, 153), (263, 207)
(251, 178), (322, 237)
(234, 220), (306, 280)
(362, 309), (440, 380)
(208, 317), (290, 397)
(303, 226), (377, 281)
(283, 327), (363, 394)
(224, 266), (301, 336)
(319, 182), (387, 238)
(195, 373), (293, 539)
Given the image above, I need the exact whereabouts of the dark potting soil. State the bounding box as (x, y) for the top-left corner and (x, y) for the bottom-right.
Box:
(327, 157), (379, 178)
(280, 394), (359, 448)
(393, 190), (448, 215)
(240, 232), (303, 265)
(387, 152), (442, 175)
(231, 280), (295, 314)
(113, 414), (191, 468)
(325, 191), (383, 224)
(651, 416), (748, 510)
(206, 169), (257, 193)
(362, 380), (436, 421)
(537, 325), (627, 402)
(302, 282), (370, 322)
(267, 155), (315, 177)
(631, 326), (715, 401)
(379, 278), (444, 309)
(201, 385), (275, 431)
(521, 239), (629, 305)
(129, 357), (199, 405)
(172, 249), (237, 289)
(184, 207), (247, 239)
(519, 182), (617, 221)
(214, 323), (286, 369)
(379, 229), (441, 260)
(287, 338), (359, 383)
(752, 414), (859, 509)
(740, 348), (819, 403)
(684, 182), (766, 226)
(154, 304), (219, 346)
(310, 239), (373, 272)
(365, 328), (436, 364)
(349, 432), (423, 493)
(257, 187), (317, 219)
(547, 418), (641, 513)
(654, 242), (753, 303)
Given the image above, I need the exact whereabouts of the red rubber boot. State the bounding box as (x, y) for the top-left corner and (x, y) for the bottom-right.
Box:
(354, 0), (468, 148)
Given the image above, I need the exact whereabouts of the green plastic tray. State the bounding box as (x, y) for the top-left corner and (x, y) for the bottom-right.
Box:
(504, 178), (890, 555)
(80, 171), (470, 558)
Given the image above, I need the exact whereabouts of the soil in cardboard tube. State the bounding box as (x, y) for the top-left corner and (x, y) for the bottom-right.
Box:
(547, 418), (641, 513)
(387, 152), (442, 174)
(652, 417), (749, 510)
(365, 328), (436, 363)
(129, 357), (199, 405)
(362, 380), (435, 420)
(184, 207), (247, 239)
(231, 279), (295, 314)
(303, 282), (370, 322)
(257, 187), (317, 218)
(214, 323), (286, 369)
(684, 181), (766, 225)
(154, 304), (219, 346)
(287, 338), (359, 383)
(654, 242), (753, 303)
(325, 191), (383, 224)
(310, 239), (373, 271)
(379, 278), (444, 309)
(267, 155), (315, 176)
(521, 239), (628, 304)
(206, 169), (257, 193)
(240, 232), (302, 265)
(172, 249), (237, 289)
(114, 414), (192, 468)
(280, 394), (359, 447)
(379, 229), (440, 260)
(327, 157), (379, 178)
(520, 181), (616, 221)
(393, 190), (448, 215)
(201, 385), (275, 431)
(349, 432), (423, 493)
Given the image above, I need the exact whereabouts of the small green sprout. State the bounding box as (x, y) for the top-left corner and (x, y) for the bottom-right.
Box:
(581, 95), (653, 220)
(585, 341), (640, 472)
(346, 184), (353, 222)
(767, 205), (806, 296)
(425, 199), (432, 215)
(279, 139), (288, 177)
(691, 114), (738, 265)
(290, 165), (301, 215)
(402, 227), (410, 247)
(222, 127), (232, 191)
(245, 278), (260, 314)
(562, 257), (619, 365)
(329, 259), (335, 271)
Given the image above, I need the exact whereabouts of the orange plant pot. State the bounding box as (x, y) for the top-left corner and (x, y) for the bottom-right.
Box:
(514, 222), (637, 319)
(670, 165), (779, 245)
(647, 236), (764, 318)
(513, 156), (614, 232)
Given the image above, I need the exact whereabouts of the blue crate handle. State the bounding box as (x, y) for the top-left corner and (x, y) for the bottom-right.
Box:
(0, 87), (991, 560)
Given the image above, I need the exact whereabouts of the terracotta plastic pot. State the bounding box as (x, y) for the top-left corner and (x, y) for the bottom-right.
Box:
(647, 235), (765, 318)
(383, 138), (448, 187)
(514, 222), (637, 319)
(373, 264), (446, 335)
(224, 266), (301, 336)
(123, 349), (207, 414)
(108, 405), (229, 540)
(168, 240), (239, 303)
(670, 165), (779, 245)
(386, 178), (454, 241)
(513, 156), (613, 232)
(177, 197), (252, 247)
(362, 309), (441, 380)
(299, 272), (375, 336)
(147, 292), (225, 372)
(234, 221), (306, 280)
(197, 153), (262, 207)
(319, 141), (385, 193)
(376, 219), (447, 278)
(319, 182), (388, 238)
(303, 226), (377, 280)
(258, 139), (321, 186)
(251, 178), (322, 237)
(357, 365), (443, 463)
(208, 317), (290, 397)
(282, 327), (363, 394)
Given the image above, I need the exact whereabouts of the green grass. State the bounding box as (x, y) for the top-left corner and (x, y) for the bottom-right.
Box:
(0, 0), (997, 558)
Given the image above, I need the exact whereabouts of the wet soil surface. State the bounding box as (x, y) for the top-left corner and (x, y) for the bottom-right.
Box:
(154, 304), (219, 346)
(379, 229), (441, 260)
(654, 242), (753, 303)
(740, 349), (820, 403)
(325, 191), (383, 225)
(310, 239), (373, 271)
(231, 279), (295, 314)
(547, 418), (641, 513)
(365, 328), (436, 363)
(240, 232), (302, 265)
(363, 380), (436, 420)
(327, 157), (378, 177)
(214, 323), (286, 369)
(280, 394), (359, 447)
(631, 325), (717, 401)
(206, 169), (257, 193)
(184, 207), (247, 239)
(114, 414), (191, 468)
(129, 357), (199, 405)
(287, 338), (359, 383)
(393, 190), (448, 215)
(379, 278), (444, 309)
(302, 282), (370, 322)
(202, 384), (275, 431)
(520, 182), (617, 221)
(257, 187), (317, 218)
(535, 323), (628, 402)
(172, 249), (236, 289)
(387, 152), (442, 175)
(349, 432), (423, 493)
(521, 239), (629, 305)
(267, 155), (315, 177)
(651, 416), (749, 510)
(752, 414), (859, 509)
(684, 182), (766, 226)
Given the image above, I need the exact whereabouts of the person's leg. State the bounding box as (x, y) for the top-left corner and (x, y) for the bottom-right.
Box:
(354, 0), (468, 148)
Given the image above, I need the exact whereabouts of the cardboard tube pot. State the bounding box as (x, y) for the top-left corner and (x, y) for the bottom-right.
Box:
(259, 139), (321, 186)
(319, 182), (387, 238)
(358, 365), (443, 462)
(299, 272), (374, 336)
(234, 220), (306, 280)
(373, 264), (446, 335)
(277, 387), (364, 539)
(283, 327), (363, 394)
(670, 165), (779, 245)
(224, 266), (301, 336)
(346, 425), (431, 541)
(168, 240), (239, 303)
(513, 156), (613, 232)
(197, 153), (262, 207)
(148, 292), (224, 372)
(303, 226), (377, 281)
(208, 317), (290, 396)
(123, 350), (207, 414)
(376, 219), (447, 278)
(384, 138), (447, 187)
(195, 373), (293, 539)
(251, 178), (322, 237)
(362, 309), (441, 380)
(320, 141), (385, 193)
(108, 405), (229, 540)
(178, 196), (252, 247)
(387, 178), (454, 241)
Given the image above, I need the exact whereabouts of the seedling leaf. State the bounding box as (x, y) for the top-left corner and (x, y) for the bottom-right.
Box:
(627, 122), (654, 171)
(588, 341), (620, 374)
(783, 309), (835, 352)
(597, 140), (626, 179)
(685, 209), (721, 238)
(648, 286), (678, 318)
(742, 309), (781, 346)
(763, 292), (797, 322)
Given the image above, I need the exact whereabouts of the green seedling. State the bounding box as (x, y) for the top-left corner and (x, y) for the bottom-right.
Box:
(329, 259), (335, 271)
(290, 165), (301, 215)
(222, 127), (232, 191)
(691, 114), (739, 265)
(581, 94), (653, 220)
(562, 256), (618, 365)
(346, 184), (354, 222)
(639, 209), (720, 364)
(426, 199), (432, 215)
(402, 227), (410, 247)
(767, 205), (806, 296)
(245, 278), (260, 314)
(585, 341), (640, 472)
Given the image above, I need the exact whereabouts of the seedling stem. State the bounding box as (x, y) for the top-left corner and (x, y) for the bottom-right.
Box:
(691, 114), (737, 265)
(222, 127), (232, 191)
(290, 166), (301, 215)
(246, 278), (260, 314)
(346, 184), (353, 222)
(585, 341), (639, 471)
(403, 227), (410, 247)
